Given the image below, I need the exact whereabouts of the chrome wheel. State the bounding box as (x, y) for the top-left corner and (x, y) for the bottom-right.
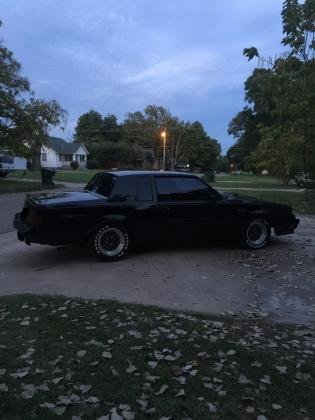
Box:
(246, 220), (269, 248)
(97, 227), (126, 257)
(90, 224), (130, 261)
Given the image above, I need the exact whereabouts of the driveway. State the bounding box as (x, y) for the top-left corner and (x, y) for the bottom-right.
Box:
(0, 197), (314, 326)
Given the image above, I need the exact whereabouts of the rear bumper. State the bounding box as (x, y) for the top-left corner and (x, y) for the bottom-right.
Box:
(13, 213), (34, 244)
(13, 213), (75, 246)
(274, 216), (300, 235)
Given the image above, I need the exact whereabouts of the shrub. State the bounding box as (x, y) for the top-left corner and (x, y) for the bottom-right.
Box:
(203, 170), (215, 183)
(70, 161), (79, 170)
(87, 159), (99, 169)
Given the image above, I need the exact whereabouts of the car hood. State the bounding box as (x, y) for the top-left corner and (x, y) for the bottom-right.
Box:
(26, 190), (107, 208)
(221, 192), (291, 210)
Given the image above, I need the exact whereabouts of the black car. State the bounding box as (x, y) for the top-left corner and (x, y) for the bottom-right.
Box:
(13, 171), (299, 261)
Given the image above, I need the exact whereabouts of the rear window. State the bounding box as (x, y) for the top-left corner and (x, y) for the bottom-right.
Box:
(84, 173), (116, 197)
(156, 176), (211, 201)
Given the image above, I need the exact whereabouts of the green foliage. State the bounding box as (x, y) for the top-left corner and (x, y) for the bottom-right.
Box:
(203, 170), (215, 183)
(86, 158), (99, 169)
(70, 160), (79, 170)
(75, 105), (221, 171)
(74, 111), (121, 144)
(0, 23), (66, 169)
(229, 0), (315, 186)
(74, 110), (103, 143)
(215, 156), (230, 172)
(122, 105), (221, 170)
(243, 47), (259, 61)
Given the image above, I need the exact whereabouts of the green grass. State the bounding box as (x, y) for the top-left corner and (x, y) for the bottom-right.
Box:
(0, 295), (314, 419)
(213, 173), (298, 189)
(217, 188), (315, 215)
(0, 179), (59, 194)
(9, 169), (100, 184)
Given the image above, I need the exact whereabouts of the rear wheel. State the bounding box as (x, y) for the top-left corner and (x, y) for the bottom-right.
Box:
(89, 224), (130, 261)
(0, 172), (7, 177)
(241, 219), (271, 250)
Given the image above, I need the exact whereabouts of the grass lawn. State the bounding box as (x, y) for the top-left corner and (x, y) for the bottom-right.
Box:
(213, 173), (298, 190)
(0, 179), (59, 194)
(0, 295), (314, 419)
(9, 169), (100, 184)
(216, 188), (315, 215)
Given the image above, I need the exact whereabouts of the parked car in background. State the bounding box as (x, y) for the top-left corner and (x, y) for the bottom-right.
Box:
(294, 172), (315, 188)
(13, 171), (299, 261)
(0, 150), (15, 177)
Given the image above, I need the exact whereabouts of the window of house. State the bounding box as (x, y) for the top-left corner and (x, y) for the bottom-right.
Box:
(64, 154), (73, 161)
(80, 155), (85, 162)
(41, 153), (47, 162)
(156, 176), (212, 201)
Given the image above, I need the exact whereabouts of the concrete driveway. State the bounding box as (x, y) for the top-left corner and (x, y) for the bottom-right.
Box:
(0, 196), (314, 326)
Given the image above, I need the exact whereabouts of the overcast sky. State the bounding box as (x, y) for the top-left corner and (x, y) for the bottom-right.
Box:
(1, 0), (284, 152)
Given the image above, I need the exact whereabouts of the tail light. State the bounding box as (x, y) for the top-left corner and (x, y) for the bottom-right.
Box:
(26, 209), (43, 226)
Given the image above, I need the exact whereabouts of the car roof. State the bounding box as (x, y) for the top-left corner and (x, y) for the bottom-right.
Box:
(100, 170), (198, 177)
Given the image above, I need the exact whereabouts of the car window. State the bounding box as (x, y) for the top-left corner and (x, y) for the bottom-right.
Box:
(109, 176), (136, 202)
(136, 176), (153, 201)
(84, 174), (116, 197)
(156, 176), (211, 201)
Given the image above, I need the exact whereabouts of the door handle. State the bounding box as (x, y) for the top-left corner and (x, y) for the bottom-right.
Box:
(156, 205), (170, 214)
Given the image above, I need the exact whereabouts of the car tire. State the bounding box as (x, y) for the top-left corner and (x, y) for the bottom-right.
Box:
(0, 172), (7, 177)
(89, 224), (130, 261)
(241, 218), (271, 250)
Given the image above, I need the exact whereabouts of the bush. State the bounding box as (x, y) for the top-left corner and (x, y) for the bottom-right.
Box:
(87, 159), (99, 169)
(203, 170), (215, 183)
(70, 161), (79, 170)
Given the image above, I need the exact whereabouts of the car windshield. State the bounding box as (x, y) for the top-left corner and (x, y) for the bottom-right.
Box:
(84, 173), (116, 197)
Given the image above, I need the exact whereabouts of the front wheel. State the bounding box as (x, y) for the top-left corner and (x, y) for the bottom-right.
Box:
(241, 219), (271, 250)
(89, 224), (130, 261)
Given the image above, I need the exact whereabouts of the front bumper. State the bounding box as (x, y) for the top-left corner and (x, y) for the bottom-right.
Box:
(274, 216), (300, 235)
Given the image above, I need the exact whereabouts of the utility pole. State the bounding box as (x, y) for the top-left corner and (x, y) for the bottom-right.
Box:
(161, 130), (166, 171)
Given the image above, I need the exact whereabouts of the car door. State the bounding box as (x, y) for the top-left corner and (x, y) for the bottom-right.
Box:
(155, 175), (225, 242)
(133, 175), (171, 243)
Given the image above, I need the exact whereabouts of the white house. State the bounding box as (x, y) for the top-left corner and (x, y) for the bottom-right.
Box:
(13, 137), (89, 169)
(40, 137), (89, 169)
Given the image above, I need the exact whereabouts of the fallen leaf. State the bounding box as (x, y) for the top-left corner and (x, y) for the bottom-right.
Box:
(175, 389), (185, 398)
(0, 383), (8, 392)
(126, 365), (137, 374)
(85, 396), (100, 404)
(155, 385), (168, 395)
(208, 402), (217, 413)
(238, 374), (249, 384)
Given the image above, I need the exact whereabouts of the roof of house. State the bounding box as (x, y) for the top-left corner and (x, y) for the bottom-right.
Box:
(47, 137), (89, 155)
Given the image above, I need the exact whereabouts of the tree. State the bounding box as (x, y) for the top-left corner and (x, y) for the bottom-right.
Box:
(123, 105), (221, 170)
(226, 106), (271, 170)
(11, 98), (67, 169)
(0, 21), (66, 167)
(0, 20), (30, 142)
(229, 0), (315, 187)
(74, 110), (103, 144)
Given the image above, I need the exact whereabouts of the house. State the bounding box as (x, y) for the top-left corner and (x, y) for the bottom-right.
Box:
(40, 137), (89, 169)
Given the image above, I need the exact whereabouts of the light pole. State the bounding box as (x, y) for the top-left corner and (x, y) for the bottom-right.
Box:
(161, 130), (166, 171)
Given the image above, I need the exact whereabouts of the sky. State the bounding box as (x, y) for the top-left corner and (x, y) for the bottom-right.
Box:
(1, 0), (284, 152)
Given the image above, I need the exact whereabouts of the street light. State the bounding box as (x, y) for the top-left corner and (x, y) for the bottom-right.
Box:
(161, 130), (166, 171)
